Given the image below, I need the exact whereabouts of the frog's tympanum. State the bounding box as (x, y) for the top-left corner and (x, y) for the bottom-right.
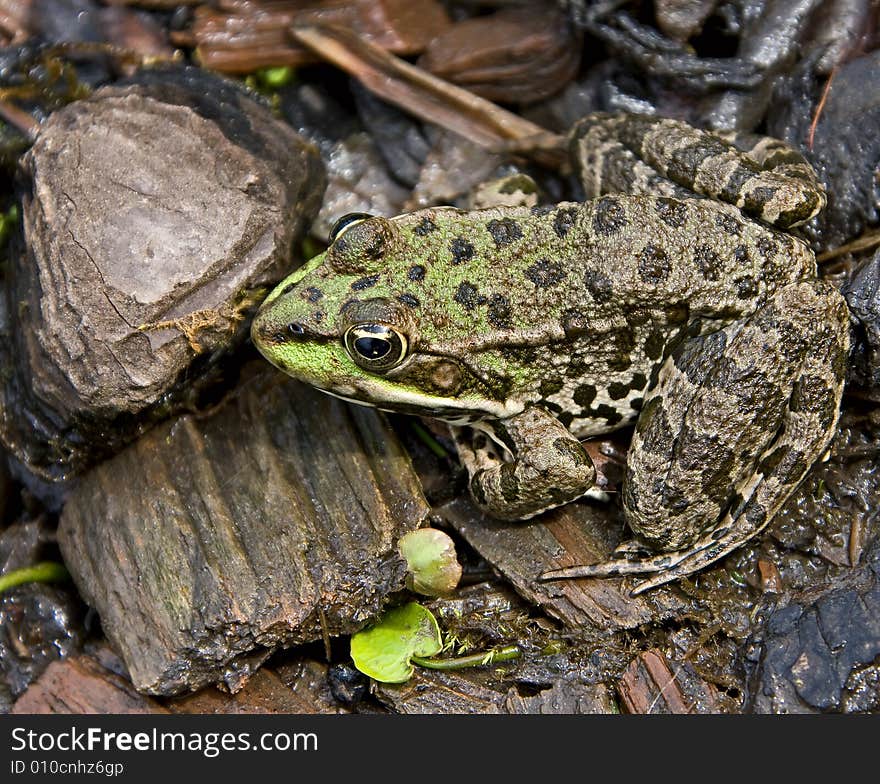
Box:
(251, 114), (850, 593)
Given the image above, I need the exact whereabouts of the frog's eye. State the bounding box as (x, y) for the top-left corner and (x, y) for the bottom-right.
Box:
(344, 323), (408, 372)
(329, 213), (374, 244)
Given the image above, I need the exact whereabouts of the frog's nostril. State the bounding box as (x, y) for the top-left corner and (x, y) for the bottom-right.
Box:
(287, 322), (307, 339)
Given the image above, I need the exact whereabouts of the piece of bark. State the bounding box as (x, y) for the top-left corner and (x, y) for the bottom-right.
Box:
(440, 497), (688, 632)
(11, 654), (169, 714)
(186, 0), (450, 74)
(57, 366), (430, 696)
(503, 681), (615, 714)
(418, 4), (582, 104)
(1, 67), (324, 479)
(375, 669), (505, 714)
(617, 649), (722, 714)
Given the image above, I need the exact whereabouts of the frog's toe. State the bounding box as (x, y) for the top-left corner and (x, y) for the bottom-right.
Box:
(539, 546), (693, 582)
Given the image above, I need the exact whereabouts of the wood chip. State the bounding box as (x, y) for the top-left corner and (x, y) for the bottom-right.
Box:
(11, 655), (169, 714)
(187, 0), (450, 73)
(58, 367), (430, 696)
(617, 649), (722, 714)
(440, 498), (688, 632)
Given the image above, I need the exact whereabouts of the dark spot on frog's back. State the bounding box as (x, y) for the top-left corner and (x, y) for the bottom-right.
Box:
(607, 382), (629, 400)
(553, 207), (579, 238)
(454, 281), (484, 311)
(304, 286), (323, 303)
(654, 197), (688, 228)
(573, 384), (596, 408)
(413, 217), (438, 236)
(715, 211), (742, 236)
(789, 374), (837, 427)
(487, 294), (512, 328)
(694, 244), (723, 281)
(592, 197), (627, 235)
(593, 404), (623, 427)
(351, 275), (380, 291)
(637, 243), (671, 285)
(584, 270), (613, 303)
(450, 237), (475, 265)
(408, 265), (426, 282)
(756, 236), (778, 261)
(735, 275), (758, 299)
(526, 259), (566, 288)
(486, 218), (523, 246)
(398, 293), (420, 308)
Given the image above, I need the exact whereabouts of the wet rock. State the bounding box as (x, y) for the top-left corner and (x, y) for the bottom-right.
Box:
(313, 132), (409, 240)
(748, 543), (880, 713)
(352, 83), (430, 189)
(327, 662), (370, 707)
(770, 50), (880, 253)
(280, 80), (360, 160)
(0, 516), (53, 572)
(418, 3), (582, 105)
(57, 366), (429, 696)
(841, 249), (880, 399)
(0, 583), (84, 698)
(654, 0), (719, 42)
(10, 652), (168, 713)
(408, 130), (504, 210)
(1, 66), (325, 479)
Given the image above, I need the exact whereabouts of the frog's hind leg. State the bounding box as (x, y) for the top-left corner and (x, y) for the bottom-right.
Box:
(540, 280), (849, 594)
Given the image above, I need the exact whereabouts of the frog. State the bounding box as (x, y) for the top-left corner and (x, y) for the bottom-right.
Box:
(250, 112), (851, 594)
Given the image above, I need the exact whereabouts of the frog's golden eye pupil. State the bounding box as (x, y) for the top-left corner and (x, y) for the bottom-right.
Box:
(330, 212), (374, 243)
(344, 323), (408, 372)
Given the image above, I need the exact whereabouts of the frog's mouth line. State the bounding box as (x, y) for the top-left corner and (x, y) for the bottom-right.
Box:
(317, 380), (513, 425)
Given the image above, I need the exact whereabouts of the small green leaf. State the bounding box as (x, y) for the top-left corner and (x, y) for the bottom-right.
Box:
(350, 602), (443, 683)
(399, 528), (462, 597)
(0, 561), (69, 594)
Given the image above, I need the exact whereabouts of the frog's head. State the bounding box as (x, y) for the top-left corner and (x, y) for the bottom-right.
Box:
(251, 211), (511, 422)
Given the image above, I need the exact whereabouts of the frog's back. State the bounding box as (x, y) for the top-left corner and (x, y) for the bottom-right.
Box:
(407, 198), (810, 319)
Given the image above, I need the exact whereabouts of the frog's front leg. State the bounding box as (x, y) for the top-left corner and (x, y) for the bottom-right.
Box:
(541, 280), (849, 594)
(454, 407), (596, 521)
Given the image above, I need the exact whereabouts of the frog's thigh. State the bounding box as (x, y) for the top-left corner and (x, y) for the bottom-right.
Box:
(455, 408), (596, 521)
(550, 280), (847, 592)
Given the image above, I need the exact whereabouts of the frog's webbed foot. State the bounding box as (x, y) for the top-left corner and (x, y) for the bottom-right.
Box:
(454, 407), (596, 521)
(542, 280), (850, 595)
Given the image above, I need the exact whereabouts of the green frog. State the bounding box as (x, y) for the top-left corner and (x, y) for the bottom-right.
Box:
(251, 113), (850, 594)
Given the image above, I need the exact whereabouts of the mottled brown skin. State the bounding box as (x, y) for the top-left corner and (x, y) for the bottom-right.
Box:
(252, 113), (851, 594)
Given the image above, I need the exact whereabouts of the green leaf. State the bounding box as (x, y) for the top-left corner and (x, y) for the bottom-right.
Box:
(0, 561), (69, 594)
(398, 528), (462, 597)
(350, 602), (443, 683)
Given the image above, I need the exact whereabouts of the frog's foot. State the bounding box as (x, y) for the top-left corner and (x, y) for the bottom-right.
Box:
(542, 280), (850, 595)
(454, 407), (596, 521)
